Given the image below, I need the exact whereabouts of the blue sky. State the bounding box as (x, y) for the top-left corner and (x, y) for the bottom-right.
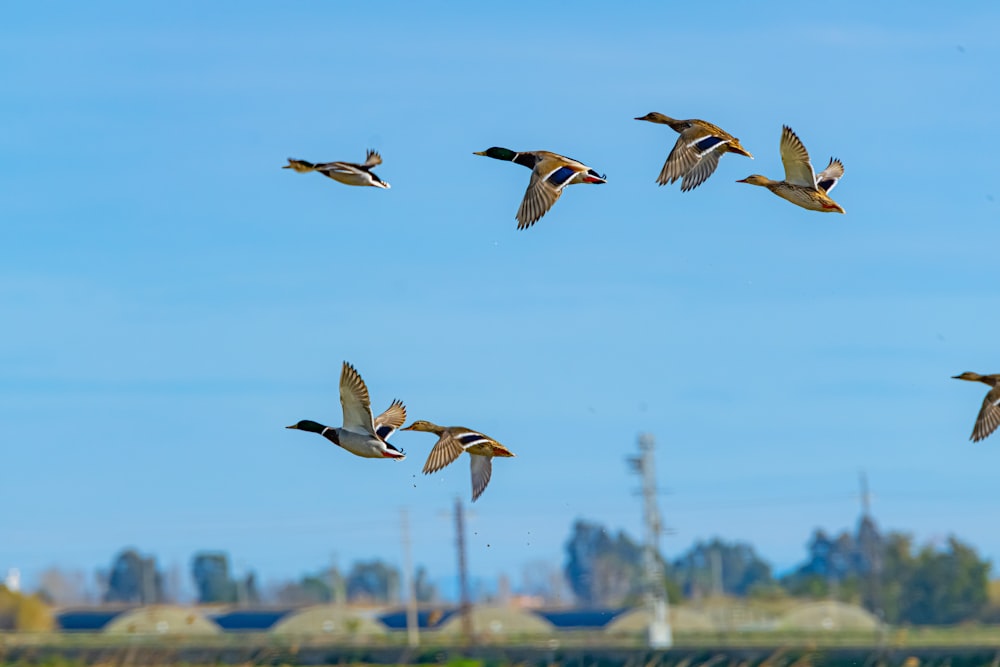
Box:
(3, 2), (1000, 597)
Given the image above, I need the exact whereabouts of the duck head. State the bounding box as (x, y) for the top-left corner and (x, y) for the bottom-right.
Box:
(473, 147), (517, 162)
(634, 112), (677, 125)
(736, 174), (772, 187)
(286, 419), (325, 433)
(402, 420), (444, 433)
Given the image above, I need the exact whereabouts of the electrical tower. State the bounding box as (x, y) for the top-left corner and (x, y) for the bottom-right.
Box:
(627, 433), (672, 648)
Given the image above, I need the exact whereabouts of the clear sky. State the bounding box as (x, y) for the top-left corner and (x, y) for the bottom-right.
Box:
(3, 2), (1000, 598)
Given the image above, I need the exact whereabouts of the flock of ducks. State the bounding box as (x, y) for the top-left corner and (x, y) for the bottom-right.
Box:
(283, 112), (998, 501)
(287, 362), (515, 502)
(284, 113), (848, 230)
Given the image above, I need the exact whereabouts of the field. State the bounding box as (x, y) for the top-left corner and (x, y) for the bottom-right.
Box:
(5, 628), (1000, 667)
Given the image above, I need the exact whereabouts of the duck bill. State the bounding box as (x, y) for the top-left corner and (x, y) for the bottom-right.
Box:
(285, 424), (299, 429)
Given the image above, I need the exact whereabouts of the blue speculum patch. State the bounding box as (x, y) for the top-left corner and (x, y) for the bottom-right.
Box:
(695, 135), (725, 152)
(547, 166), (576, 186)
(458, 432), (486, 445)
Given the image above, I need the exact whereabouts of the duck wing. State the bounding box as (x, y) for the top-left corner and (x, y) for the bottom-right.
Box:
(516, 166), (565, 230)
(374, 399), (406, 440)
(363, 150), (383, 168)
(815, 158), (845, 193)
(339, 362), (377, 436)
(469, 454), (494, 502)
(422, 431), (466, 474)
(971, 387), (1000, 442)
(779, 125), (818, 188)
(658, 130), (729, 188)
(679, 143), (726, 192)
(316, 161), (362, 175)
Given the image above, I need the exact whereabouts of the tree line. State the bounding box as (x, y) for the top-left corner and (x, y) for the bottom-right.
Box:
(564, 515), (993, 625)
(30, 514), (995, 626)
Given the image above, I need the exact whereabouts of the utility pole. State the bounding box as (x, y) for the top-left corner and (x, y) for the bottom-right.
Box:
(329, 554), (345, 608)
(400, 509), (420, 647)
(454, 497), (474, 645)
(627, 433), (672, 648)
(858, 470), (883, 622)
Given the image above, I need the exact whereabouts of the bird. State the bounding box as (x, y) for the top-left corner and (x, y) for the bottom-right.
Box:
(952, 372), (1000, 442)
(473, 147), (606, 229)
(286, 361), (406, 459)
(737, 125), (845, 213)
(283, 149), (390, 189)
(401, 420), (515, 501)
(634, 112), (753, 191)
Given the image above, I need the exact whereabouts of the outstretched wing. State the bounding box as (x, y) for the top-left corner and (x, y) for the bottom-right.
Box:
(469, 454), (494, 502)
(658, 131), (727, 188)
(516, 169), (563, 230)
(363, 150), (383, 168)
(339, 362), (377, 436)
(815, 158), (845, 193)
(422, 432), (466, 474)
(971, 387), (1000, 442)
(779, 125), (817, 188)
(679, 143), (726, 192)
(374, 399), (406, 440)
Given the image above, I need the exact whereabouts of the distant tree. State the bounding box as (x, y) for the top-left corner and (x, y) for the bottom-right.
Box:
(0, 587), (55, 631)
(191, 552), (237, 604)
(105, 549), (163, 604)
(564, 519), (663, 606)
(301, 575), (332, 602)
(781, 517), (884, 605)
(345, 560), (400, 603)
(898, 536), (989, 625)
(672, 538), (773, 597)
(784, 523), (989, 625)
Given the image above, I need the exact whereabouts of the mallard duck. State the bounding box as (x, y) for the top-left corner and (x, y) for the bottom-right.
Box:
(283, 149), (390, 189)
(402, 420), (515, 501)
(737, 125), (845, 213)
(634, 112), (753, 191)
(286, 361), (406, 458)
(952, 372), (1000, 442)
(473, 147), (606, 229)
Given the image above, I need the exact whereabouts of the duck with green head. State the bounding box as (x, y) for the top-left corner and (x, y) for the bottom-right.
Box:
(287, 361), (406, 459)
(473, 147), (606, 229)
